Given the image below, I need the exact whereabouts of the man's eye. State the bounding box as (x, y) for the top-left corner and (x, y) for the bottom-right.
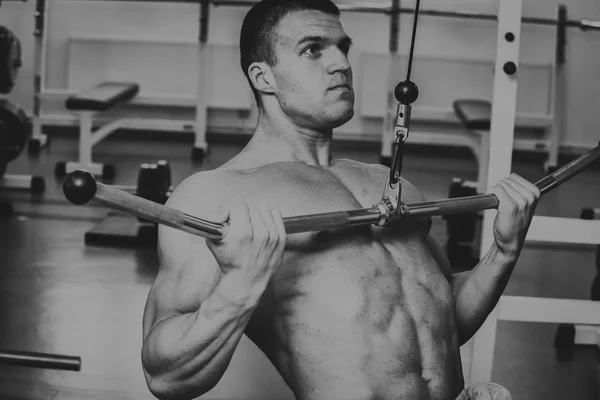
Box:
(304, 45), (320, 56)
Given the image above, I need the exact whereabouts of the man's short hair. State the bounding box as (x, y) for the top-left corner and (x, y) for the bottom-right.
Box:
(239, 0), (341, 105)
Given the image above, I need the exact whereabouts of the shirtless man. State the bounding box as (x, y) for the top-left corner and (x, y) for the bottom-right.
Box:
(141, 0), (540, 399)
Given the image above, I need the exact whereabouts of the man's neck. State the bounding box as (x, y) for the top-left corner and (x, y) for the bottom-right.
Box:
(245, 110), (333, 167)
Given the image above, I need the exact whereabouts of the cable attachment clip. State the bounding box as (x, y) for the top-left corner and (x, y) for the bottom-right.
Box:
(377, 0), (422, 227)
(389, 78), (419, 186)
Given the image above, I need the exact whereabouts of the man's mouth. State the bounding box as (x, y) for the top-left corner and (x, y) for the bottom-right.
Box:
(330, 84), (351, 91)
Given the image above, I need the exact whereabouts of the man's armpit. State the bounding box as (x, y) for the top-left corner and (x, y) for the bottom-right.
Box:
(425, 234), (453, 282)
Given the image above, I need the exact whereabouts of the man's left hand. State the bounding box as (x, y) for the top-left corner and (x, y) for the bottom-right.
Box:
(488, 173), (541, 259)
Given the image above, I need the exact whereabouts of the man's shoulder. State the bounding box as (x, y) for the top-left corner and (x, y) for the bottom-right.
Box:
(333, 157), (386, 171)
(166, 164), (286, 213)
(166, 169), (243, 215)
(332, 157), (389, 180)
(175, 168), (238, 193)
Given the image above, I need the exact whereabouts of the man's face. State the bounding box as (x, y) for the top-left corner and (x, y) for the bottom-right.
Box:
(269, 10), (355, 130)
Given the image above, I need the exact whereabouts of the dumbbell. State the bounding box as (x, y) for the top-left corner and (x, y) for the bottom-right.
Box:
(110, 160), (173, 205)
(138, 160), (172, 204)
(109, 161), (172, 224)
(581, 208), (600, 276)
(580, 207), (600, 221)
(444, 178), (482, 270)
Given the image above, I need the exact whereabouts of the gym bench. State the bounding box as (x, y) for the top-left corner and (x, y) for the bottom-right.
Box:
(444, 99), (554, 268)
(55, 81), (140, 179)
(452, 99), (547, 194)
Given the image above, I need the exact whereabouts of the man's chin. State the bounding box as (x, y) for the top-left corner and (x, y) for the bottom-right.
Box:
(302, 103), (354, 130)
(329, 107), (355, 129)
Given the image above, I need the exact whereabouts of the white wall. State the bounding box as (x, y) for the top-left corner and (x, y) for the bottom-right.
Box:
(1, 0), (599, 152)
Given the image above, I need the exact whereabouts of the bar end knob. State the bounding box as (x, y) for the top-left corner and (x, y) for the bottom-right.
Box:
(63, 170), (97, 205)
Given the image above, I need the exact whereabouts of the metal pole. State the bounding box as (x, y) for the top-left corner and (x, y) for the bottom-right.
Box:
(380, 0), (401, 165)
(545, 4), (568, 171)
(0, 0), (29, 4)
(30, 0), (47, 146)
(402, 8), (496, 22)
(207, 0), (600, 32)
(468, 0), (523, 384)
(402, 7), (600, 31)
(211, 0), (390, 14)
(535, 141), (600, 194)
(389, 0), (400, 53)
(193, 0), (210, 157)
(199, 0), (209, 44)
(581, 19), (600, 31)
(0, 350), (81, 371)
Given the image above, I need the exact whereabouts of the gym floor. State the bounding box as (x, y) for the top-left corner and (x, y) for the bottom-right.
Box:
(0, 131), (599, 399)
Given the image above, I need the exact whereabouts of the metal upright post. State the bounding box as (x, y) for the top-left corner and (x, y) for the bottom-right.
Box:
(466, 0), (523, 385)
(192, 0), (211, 162)
(28, 0), (49, 154)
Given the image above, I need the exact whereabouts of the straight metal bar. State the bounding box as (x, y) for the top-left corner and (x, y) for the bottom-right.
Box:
(207, 0), (600, 32)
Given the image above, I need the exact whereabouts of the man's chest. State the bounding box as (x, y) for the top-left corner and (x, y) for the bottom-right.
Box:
(226, 161), (431, 244)
(230, 164), (372, 218)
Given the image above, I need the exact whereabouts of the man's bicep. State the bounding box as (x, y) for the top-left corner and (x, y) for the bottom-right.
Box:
(143, 175), (225, 334)
(143, 231), (221, 335)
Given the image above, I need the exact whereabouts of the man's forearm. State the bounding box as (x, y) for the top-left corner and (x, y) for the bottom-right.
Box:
(452, 243), (519, 345)
(143, 272), (264, 399)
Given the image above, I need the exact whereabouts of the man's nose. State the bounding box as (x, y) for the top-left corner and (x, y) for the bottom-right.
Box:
(326, 48), (351, 74)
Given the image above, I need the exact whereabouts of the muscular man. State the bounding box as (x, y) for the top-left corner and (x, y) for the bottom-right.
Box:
(141, 1), (540, 399)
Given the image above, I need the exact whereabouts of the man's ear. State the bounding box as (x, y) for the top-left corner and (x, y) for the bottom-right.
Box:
(248, 62), (276, 95)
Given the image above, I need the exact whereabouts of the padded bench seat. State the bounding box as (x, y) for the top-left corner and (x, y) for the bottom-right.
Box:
(453, 99), (492, 131)
(56, 81), (141, 180)
(65, 81), (140, 112)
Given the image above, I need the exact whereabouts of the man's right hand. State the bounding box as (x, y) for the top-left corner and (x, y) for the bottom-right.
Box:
(206, 202), (287, 286)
